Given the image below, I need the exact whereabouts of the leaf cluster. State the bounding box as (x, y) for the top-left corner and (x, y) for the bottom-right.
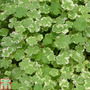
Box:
(0, 0), (90, 90)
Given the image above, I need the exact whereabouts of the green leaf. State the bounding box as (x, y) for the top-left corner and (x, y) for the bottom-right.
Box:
(79, 5), (89, 16)
(86, 62), (90, 69)
(27, 10), (41, 20)
(27, 21), (40, 33)
(21, 18), (40, 33)
(15, 25), (25, 33)
(41, 17), (52, 27)
(14, 49), (25, 61)
(43, 75), (56, 89)
(43, 34), (52, 45)
(52, 24), (62, 34)
(32, 75), (43, 84)
(83, 27), (90, 37)
(54, 35), (71, 49)
(34, 84), (43, 90)
(85, 78), (90, 90)
(68, 11), (77, 19)
(70, 50), (85, 63)
(10, 32), (23, 44)
(61, 0), (75, 10)
(85, 39), (90, 52)
(0, 28), (9, 36)
(75, 45), (84, 52)
(36, 34), (43, 41)
(19, 58), (39, 75)
(25, 45), (40, 57)
(11, 67), (25, 79)
(73, 17), (87, 31)
(35, 47), (55, 63)
(1, 36), (12, 47)
(8, 17), (18, 28)
(47, 53), (55, 62)
(12, 81), (20, 90)
(2, 47), (15, 57)
(4, 4), (16, 15)
(0, 12), (7, 21)
(74, 63), (85, 72)
(50, 1), (61, 15)
(71, 33), (86, 45)
(19, 76), (32, 88)
(21, 18), (33, 28)
(61, 24), (69, 34)
(49, 68), (59, 77)
(74, 84), (85, 90)
(26, 36), (37, 46)
(26, 1), (40, 10)
(1, 58), (12, 69)
(14, 7), (27, 18)
(66, 21), (73, 28)
(60, 66), (74, 79)
(40, 3), (50, 14)
(56, 51), (70, 65)
(81, 70), (90, 79)
(41, 65), (51, 76)
(4, 71), (11, 76)
(43, 47), (55, 62)
(59, 79), (69, 88)
(72, 75), (84, 85)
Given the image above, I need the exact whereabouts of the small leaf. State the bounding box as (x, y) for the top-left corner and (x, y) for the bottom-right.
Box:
(40, 3), (50, 14)
(12, 81), (20, 90)
(10, 32), (23, 44)
(70, 50), (85, 63)
(14, 49), (25, 61)
(61, 0), (75, 10)
(71, 33), (86, 45)
(2, 47), (15, 57)
(85, 39), (90, 52)
(41, 17), (52, 27)
(25, 45), (40, 57)
(27, 10), (41, 19)
(1, 36), (12, 47)
(1, 58), (12, 69)
(36, 34), (43, 41)
(0, 28), (9, 36)
(43, 34), (52, 45)
(59, 79), (69, 88)
(54, 35), (71, 49)
(14, 7), (27, 18)
(34, 84), (42, 90)
(52, 24), (62, 34)
(26, 36), (37, 46)
(73, 17), (87, 31)
(60, 66), (74, 79)
(15, 25), (25, 33)
(83, 27), (90, 38)
(50, 1), (61, 15)
(68, 11), (77, 19)
(49, 68), (59, 77)
(19, 58), (39, 75)
(85, 78), (90, 90)
(56, 51), (70, 65)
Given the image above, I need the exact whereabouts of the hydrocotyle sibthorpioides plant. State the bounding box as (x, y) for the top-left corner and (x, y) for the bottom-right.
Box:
(0, 0), (90, 90)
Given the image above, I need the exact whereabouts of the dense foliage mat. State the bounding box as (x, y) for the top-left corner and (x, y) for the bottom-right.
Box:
(0, 0), (90, 90)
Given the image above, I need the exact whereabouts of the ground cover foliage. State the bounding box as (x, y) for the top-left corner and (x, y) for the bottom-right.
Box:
(0, 0), (90, 90)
